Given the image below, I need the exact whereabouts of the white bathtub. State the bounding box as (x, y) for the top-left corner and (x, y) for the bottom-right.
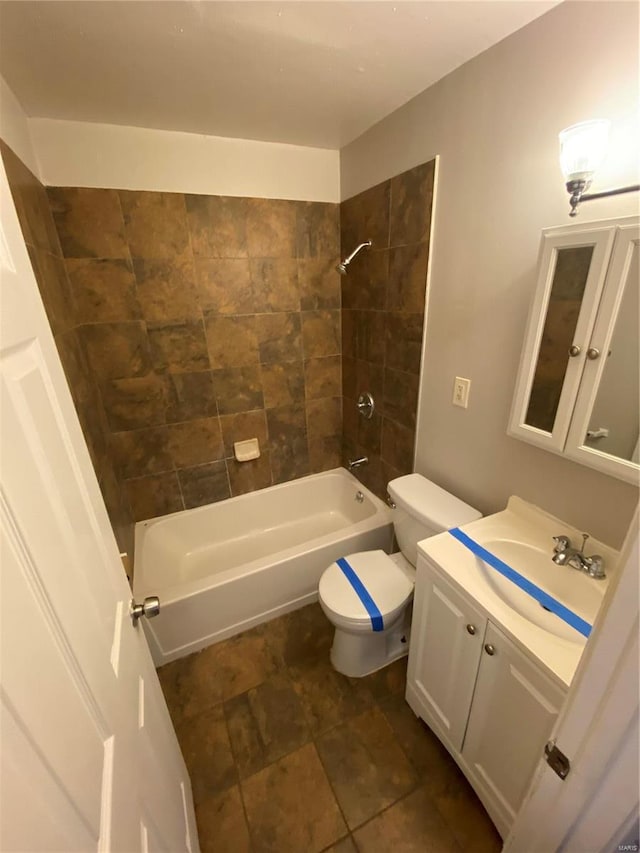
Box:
(134, 468), (393, 664)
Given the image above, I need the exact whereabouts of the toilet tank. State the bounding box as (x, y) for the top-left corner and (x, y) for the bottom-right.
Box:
(387, 474), (481, 566)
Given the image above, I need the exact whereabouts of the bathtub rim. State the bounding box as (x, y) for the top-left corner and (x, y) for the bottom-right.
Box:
(133, 466), (391, 606)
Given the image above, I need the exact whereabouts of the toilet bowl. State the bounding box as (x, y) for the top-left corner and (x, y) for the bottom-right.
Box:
(318, 474), (481, 677)
(319, 550), (414, 678)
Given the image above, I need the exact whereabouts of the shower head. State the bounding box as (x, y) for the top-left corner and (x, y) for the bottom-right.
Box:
(336, 240), (372, 274)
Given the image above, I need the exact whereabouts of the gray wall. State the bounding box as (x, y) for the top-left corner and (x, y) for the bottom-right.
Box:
(340, 1), (639, 547)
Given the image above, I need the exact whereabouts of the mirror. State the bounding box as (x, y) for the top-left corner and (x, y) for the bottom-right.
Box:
(509, 215), (640, 484)
(582, 239), (639, 463)
(525, 245), (594, 433)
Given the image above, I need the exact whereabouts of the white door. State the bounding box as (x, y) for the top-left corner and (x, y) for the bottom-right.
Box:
(0, 161), (198, 851)
(461, 622), (565, 833)
(505, 511), (639, 853)
(406, 560), (486, 751)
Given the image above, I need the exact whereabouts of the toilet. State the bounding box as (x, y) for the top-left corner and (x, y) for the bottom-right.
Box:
(319, 474), (481, 677)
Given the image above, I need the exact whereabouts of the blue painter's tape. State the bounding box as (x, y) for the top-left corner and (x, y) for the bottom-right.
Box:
(336, 557), (384, 632)
(448, 527), (592, 639)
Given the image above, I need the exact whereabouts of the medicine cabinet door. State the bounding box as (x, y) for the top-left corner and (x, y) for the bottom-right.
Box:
(509, 223), (616, 454)
(565, 222), (640, 483)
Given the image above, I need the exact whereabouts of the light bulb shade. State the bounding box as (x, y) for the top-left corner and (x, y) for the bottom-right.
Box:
(559, 119), (610, 183)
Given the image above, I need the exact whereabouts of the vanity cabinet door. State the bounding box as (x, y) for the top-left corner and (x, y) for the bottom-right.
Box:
(461, 622), (566, 826)
(407, 559), (487, 751)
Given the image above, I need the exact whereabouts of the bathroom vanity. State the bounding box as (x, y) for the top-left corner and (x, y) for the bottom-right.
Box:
(406, 497), (618, 839)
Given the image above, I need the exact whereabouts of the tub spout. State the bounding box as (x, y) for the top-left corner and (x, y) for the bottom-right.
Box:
(348, 456), (368, 471)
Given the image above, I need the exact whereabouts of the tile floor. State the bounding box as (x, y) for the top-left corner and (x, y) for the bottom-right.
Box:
(158, 603), (503, 853)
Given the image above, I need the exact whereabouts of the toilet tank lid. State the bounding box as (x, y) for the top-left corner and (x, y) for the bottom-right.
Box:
(387, 474), (481, 531)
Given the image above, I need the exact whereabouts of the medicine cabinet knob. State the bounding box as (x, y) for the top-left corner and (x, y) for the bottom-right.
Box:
(586, 347), (601, 360)
(484, 643), (496, 656)
(568, 344), (581, 357)
(466, 624), (476, 635)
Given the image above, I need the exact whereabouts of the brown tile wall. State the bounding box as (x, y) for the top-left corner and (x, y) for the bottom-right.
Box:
(0, 141), (134, 555)
(43, 184), (341, 521)
(3, 140), (429, 528)
(340, 160), (435, 499)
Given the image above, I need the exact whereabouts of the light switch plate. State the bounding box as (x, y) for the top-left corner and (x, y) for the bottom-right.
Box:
(453, 377), (471, 408)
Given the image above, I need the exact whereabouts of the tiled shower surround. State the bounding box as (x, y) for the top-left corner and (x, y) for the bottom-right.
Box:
(45, 187), (342, 524)
(2, 139), (433, 551)
(0, 141), (133, 554)
(340, 160), (435, 499)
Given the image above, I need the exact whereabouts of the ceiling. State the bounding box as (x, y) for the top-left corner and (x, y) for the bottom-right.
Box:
(0, 1), (559, 149)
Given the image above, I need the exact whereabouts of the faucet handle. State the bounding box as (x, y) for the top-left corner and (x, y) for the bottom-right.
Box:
(586, 555), (605, 580)
(552, 535), (571, 553)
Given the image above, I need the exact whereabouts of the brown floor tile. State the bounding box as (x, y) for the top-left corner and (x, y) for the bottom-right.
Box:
(380, 694), (466, 797)
(321, 836), (357, 853)
(158, 624), (281, 723)
(195, 785), (251, 853)
(353, 785), (461, 853)
(263, 602), (334, 667)
(225, 673), (311, 778)
(352, 655), (408, 703)
(289, 656), (373, 736)
(434, 780), (502, 853)
(176, 705), (237, 805)
(242, 742), (347, 853)
(160, 610), (498, 853)
(204, 624), (282, 701)
(315, 706), (418, 830)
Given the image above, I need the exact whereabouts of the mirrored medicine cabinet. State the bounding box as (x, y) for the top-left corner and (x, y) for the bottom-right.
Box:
(509, 215), (639, 485)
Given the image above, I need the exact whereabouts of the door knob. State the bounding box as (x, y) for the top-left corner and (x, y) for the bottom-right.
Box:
(586, 347), (600, 360)
(568, 344), (581, 357)
(466, 624), (476, 635)
(484, 643), (496, 656)
(131, 596), (160, 623)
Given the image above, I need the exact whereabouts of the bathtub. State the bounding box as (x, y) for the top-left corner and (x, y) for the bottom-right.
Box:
(134, 468), (393, 665)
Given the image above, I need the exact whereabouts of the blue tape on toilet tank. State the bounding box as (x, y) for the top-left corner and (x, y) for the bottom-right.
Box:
(336, 557), (384, 632)
(448, 528), (592, 639)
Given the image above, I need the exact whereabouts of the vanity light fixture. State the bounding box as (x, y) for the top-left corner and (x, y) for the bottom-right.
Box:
(559, 119), (640, 217)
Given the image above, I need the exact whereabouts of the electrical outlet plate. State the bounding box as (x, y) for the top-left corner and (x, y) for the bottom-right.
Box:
(453, 377), (471, 408)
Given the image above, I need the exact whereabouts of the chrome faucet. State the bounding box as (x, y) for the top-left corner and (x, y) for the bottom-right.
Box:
(348, 456), (368, 471)
(552, 533), (605, 579)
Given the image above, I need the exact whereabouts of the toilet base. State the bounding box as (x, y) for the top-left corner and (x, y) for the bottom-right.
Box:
(329, 610), (411, 678)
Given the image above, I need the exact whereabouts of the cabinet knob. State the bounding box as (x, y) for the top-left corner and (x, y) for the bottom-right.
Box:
(484, 643), (496, 656)
(568, 344), (581, 357)
(586, 347), (600, 360)
(466, 624), (476, 635)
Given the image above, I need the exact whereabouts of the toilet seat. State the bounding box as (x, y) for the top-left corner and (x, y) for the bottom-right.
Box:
(319, 550), (414, 631)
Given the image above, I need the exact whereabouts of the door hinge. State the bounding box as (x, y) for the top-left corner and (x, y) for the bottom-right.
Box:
(544, 740), (571, 780)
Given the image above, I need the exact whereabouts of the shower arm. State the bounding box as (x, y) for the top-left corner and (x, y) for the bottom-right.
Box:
(343, 241), (372, 265)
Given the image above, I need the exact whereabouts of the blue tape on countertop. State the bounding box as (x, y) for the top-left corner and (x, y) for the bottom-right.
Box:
(448, 527), (592, 639)
(336, 557), (384, 632)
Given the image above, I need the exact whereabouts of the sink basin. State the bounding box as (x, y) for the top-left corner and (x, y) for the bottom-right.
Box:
(474, 538), (605, 644)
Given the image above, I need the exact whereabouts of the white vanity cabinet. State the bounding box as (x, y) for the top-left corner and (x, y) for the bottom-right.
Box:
(406, 559), (486, 751)
(406, 555), (567, 838)
(461, 621), (566, 827)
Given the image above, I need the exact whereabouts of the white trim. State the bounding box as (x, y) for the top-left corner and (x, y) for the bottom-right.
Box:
(414, 153), (440, 471)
